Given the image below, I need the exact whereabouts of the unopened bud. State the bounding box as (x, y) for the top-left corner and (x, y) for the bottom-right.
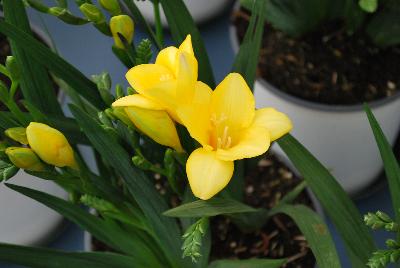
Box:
(26, 122), (77, 169)
(115, 84), (125, 99)
(5, 147), (46, 172)
(49, 7), (89, 25)
(100, 0), (121, 16)
(5, 56), (20, 81)
(110, 15), (134, 49)
(79, 3), (105, 24)
(127, 87), (136, 95)
(5, 127), (28, 145)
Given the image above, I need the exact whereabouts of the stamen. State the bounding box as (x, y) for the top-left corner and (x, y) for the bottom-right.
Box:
(217, 137), (222, 149)
(225, 136), (232, 149)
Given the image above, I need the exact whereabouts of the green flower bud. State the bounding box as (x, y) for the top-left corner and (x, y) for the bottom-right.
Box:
(92, 72), (114, 105)
(386, 239), (399, 249)
(0, 160), (19, 182)
(132, 155), (151, 170)
(5, 147), (46, 172)
(5, 56), (20, 81)
(376, 211), (392, 222)
(49, 7), (89, 25)
(98, 111), (113, 127)
(26, 0), (50, 13)
(79, 3), (105, 24)
(4, 127), (28, 145)
(100, 0), (121, 16)
(115, 84), (125, 99)
(127, 86), (136, 95)
(110, 15), (134, 49)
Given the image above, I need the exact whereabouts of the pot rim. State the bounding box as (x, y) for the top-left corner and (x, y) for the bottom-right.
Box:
(229, 1), (400, 113)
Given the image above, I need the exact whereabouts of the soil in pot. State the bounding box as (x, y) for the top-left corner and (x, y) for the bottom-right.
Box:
(233, 8), (400, 105)
(90, 153), (317, 268)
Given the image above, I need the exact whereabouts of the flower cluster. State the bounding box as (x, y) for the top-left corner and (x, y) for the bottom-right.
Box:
(113, 35), (293, 200)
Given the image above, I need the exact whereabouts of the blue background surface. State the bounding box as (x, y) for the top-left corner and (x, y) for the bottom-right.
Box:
(0, 1), (395, 267)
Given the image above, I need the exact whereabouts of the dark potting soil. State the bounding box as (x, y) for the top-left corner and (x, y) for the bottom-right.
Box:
(233, 8), (400, 105)
(209, 154), (315, 268)
(91, 153), (316, 267)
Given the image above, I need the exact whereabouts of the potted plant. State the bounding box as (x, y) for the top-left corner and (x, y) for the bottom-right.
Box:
(0, 11), (67, 245)
(0, 0), (383, 268)
(231, 0), (400, 195)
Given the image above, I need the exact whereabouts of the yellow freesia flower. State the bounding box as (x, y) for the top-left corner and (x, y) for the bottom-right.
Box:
(178, 73), (293, 200)
(112, 94), (183, 152)
(121, 34), (197, 122)
(6, 147), (46, 172)
(26, 122), (78, 169)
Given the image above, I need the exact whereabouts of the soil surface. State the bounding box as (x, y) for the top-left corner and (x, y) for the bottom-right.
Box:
(209, 153), (315, 267)
(92, 153), (316, 268)
(233, 8), (400, 105)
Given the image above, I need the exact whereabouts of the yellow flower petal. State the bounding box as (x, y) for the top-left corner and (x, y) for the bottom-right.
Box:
(124, 107), (182, 151)
(253, 108), (293, 141)
(112, 94), (164, 110)
(211, 73), (255, 130)
(26, 122), (76, 168)
(178, 35), (194, 57)
(216, 125), (270, 161)
(155, 46), (179, 73)
(186, 147), (234, 200)
(125, 64), (174, 94)
(177, 81), (212, 147)
(176, 51), (198, 99)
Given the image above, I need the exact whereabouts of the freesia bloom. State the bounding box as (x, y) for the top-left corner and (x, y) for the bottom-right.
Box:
(26, 122), (77, 169)
(112, 35), (197, 151)
(178, 73), (293, 200)
(115, 35), (198, 123)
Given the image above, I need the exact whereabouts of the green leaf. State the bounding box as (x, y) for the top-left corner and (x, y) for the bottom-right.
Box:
(233, 0), (266, 87)
(5, 183), (163, 268)
(365, 105), (400, 226)
(359, 0), (378, 12)
(208, 258), (286, 268)
(366, 9), (400, 47)
(3, 0), (63, 115)
(70, 104), (192, 268)
(0, 161), (19, 181)
(269, 204), (341, 268)
(0, 243), (141, 268)
(277, 134), (375, 267)
(159, 0), (215, 88)
(0, 19), (105, 110)
(121, 0), (162, 50)
(163, 197), (257, 218)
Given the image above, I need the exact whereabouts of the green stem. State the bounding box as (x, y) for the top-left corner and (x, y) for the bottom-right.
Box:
(6, 99), (28, 126)
(9, 80), (19, 98)
(153, 0), (164, 47)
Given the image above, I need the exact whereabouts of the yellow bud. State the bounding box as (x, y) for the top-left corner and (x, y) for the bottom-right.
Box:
(5, 147), (46, 172)
(5, 127), (28, 145)
(26, 122), (77, 169)
(100, 0), (121, 16)
(110, 15), (134, 49)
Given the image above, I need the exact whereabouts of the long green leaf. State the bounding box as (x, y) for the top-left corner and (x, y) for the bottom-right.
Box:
(0, 19), (105, 110)
(232, 0), (265, 87)
(163, 198), (257, 218)
(277, 134), (375, 267)
(6, 183), (162, 268)
(269, 204), (341, 268)
(3, 0), (63, 115)
(70, 104), (192, 268)
(159, 0), (215, 88)
(365, 105), (400, 224)
(0, 243), (139, 268)
(208, 258), (286, 268)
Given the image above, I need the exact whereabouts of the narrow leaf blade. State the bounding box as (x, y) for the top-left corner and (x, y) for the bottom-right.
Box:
(209, 258), (286, 268)
(277, 134), (375, 266)
(163, 198), (257, 218)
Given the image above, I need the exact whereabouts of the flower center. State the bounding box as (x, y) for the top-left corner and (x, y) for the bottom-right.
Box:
(210, 113), (232, 150)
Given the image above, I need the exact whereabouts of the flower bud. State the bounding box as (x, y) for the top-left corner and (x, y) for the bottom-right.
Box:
(110, 15), (134, 49)
(4, 127), (28, 145)
(79, 3), (106, 24)
(26, 122), (77, 169)
(5, 56), (20, 81)
(100, 0), (121, 16)
(115, 84), (125, 99)
(49, 7), (89, 25)
(5, 147), (46, 172)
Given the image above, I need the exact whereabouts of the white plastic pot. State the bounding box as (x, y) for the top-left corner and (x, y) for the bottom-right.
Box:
(229, 3), (400, 195)
(0, 25), (67, 245)
(131, 0), (233, 26)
